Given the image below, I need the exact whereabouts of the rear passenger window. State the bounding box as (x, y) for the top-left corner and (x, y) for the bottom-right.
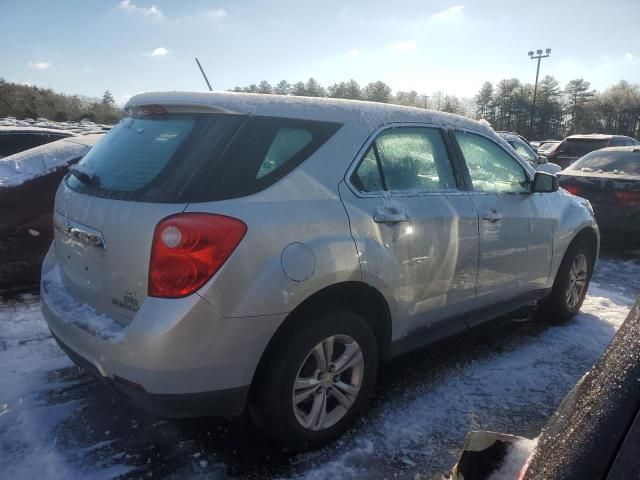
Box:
(455, 131), (529, 194)
(352, 127), (458, 193)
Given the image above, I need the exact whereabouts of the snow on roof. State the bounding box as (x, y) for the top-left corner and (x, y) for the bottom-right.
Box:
(0, 134), (103, 188)
(125, 91), (493, 135)
(567, 133), (616, 140)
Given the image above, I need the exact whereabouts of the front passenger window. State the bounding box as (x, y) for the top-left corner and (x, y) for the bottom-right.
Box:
(455, 131), (529, 194)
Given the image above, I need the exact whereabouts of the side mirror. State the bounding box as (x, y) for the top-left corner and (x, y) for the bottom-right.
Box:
(537, 154), (548, 164)
(532, 171), (559, 193)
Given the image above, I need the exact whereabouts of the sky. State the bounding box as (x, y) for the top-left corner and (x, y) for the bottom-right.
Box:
(1, 0), (638, 105)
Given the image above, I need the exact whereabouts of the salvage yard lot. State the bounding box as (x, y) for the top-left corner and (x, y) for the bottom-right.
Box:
(1, 248), (639, 480)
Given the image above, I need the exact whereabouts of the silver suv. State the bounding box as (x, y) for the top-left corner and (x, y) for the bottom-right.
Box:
(41, 92), (599, 450)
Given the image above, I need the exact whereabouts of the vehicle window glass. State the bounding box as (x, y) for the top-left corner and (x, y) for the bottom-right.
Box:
(374, 128), (457, 192)
(569, 150), (640, 175)
(455, 131), (529, 193)
(352, 147), (383, 192)
(557, 138), (609, 156)
(257, 127), (312, 178)
(70, 117), (195, 192)
(0, 132), (66, 158)
(510, 139), (537, 163)
(65, 113), (342, 203)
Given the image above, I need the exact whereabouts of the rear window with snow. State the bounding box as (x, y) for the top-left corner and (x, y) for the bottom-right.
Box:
(65, 113), (341, 202)
(568, 150), (640, 175)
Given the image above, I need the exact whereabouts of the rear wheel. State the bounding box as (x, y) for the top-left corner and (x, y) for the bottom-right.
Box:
(249, 308), (378, 451)
(541, 240), (594, 321)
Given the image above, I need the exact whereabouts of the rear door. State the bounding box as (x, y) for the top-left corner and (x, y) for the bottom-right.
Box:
(340, 125), (478, 336)
(451, 130), (553, 308)
(53, 112), (244, 325)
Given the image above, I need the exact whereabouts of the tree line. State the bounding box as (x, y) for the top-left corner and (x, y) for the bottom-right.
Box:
(475, 77), (640, 139)
(2, 76), (638, 140)
(231, 78), (476, 117)
(232, 77), (640, 140)
(0, 79), (122, 124)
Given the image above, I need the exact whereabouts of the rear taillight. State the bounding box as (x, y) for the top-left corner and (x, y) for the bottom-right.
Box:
(615, 190), (640, 208)
(564, 185), (581, 196)
(149, 213), (247, 298)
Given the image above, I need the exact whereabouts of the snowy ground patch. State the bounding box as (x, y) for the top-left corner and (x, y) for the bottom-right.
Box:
(0, 254), (639, 479)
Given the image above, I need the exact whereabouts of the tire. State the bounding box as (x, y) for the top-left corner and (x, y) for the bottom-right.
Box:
(540, 240), (594, 321)
(249, 308), (378, 451)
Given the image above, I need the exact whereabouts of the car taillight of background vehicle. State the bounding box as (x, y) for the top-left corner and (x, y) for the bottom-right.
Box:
(564, 185), (581, 196)
(149, 213), (247, 298)
(615, 191), (640, 208)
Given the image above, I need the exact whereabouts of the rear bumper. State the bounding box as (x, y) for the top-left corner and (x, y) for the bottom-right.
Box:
(40, 251), (286, 418)
(51, 330), (249, 418)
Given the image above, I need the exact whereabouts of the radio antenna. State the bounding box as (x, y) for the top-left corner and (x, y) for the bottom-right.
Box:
(195, 57), (213, 91)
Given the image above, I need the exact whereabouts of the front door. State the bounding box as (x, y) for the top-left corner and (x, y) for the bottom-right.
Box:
(452, 130), (552, 308)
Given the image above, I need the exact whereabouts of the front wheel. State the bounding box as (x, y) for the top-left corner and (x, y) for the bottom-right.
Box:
(541, 240), (594, 321)
(249, 309), (378, 451)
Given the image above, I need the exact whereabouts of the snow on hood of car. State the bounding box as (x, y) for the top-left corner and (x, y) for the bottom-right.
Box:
(0, 134), (103, 188)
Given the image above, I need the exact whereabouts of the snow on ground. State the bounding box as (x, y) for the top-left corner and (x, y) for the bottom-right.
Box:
(1, 253), (639, 480)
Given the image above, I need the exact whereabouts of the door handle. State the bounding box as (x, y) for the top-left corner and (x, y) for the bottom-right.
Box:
(482, 211), (503, 223)
(374, 212), (407, 224)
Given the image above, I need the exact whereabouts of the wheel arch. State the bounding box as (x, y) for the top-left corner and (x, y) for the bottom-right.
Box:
(249, 281), (392, 397)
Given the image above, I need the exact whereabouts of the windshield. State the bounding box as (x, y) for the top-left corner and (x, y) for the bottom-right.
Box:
(569, 150), (640, 175)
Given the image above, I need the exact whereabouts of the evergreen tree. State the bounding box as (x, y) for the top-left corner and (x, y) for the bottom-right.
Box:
(291, 81), (307, 96)
(305, 78), (325, 97)
(363, 81), (391, 103)
(274, 80), (291, 95)
(564, 79), (595, 134)
(258, 80), (273, 94)
(101, 90), (115, 108)
(475, 81), (494, 121)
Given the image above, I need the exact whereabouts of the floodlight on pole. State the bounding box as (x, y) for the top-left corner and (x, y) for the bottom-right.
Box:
(528, 48), (551, 138)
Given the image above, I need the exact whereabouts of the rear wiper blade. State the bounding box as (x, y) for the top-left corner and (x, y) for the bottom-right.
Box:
(69, 166), (96, 185)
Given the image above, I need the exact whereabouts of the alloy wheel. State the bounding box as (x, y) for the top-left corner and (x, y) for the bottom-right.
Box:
(566, 253), (588, 309)
(292, 335), (364, 431)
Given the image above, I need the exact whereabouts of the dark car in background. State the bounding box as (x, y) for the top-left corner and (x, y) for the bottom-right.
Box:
(549, 133), (639, 169)
(537, 140), (560, 155)
(0, 134), (103, 291)
(558, 147), (640, 237)
(0, 126), (75, 158)
(448, 296), (640, 480)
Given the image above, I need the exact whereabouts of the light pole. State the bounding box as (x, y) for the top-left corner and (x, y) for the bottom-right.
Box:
(528, 48), (551, 138)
